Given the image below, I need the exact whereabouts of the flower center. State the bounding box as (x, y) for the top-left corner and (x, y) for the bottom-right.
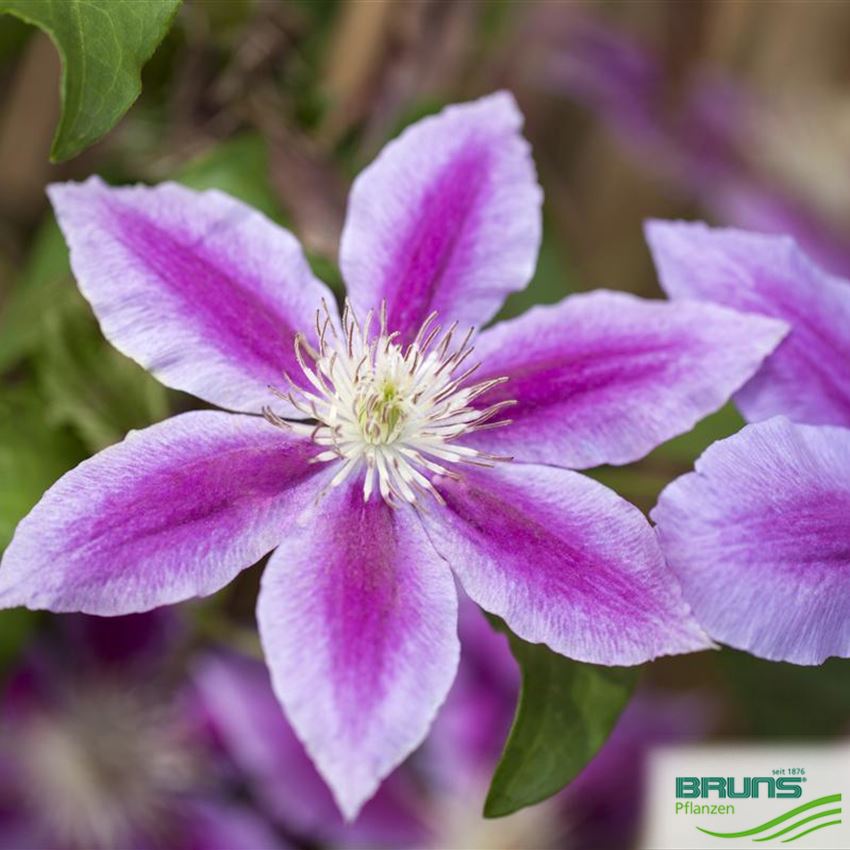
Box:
(264, 300), (514, 506)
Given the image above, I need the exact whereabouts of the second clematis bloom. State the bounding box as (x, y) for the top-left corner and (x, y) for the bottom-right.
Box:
(647, 221), (850, 665)
(0, 94), (784, 817)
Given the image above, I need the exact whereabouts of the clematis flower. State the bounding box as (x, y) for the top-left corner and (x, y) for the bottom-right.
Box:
(0, 613), (285, 850)
(647, 221), (850, 664)
(0, 93), (784, 816)
(546, 15), (850, 279)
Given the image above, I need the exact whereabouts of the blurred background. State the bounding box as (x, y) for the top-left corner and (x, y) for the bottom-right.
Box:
(1, 1), (850, 848)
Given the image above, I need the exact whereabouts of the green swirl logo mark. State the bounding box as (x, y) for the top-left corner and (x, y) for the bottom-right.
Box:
(698, 794), (842, 844)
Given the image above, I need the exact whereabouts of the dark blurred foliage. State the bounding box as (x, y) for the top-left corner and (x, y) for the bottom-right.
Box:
(1, 2), (850, 848)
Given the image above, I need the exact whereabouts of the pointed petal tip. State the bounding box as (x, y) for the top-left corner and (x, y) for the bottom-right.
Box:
(45, 175), (338, 416)
(0, 411), (324, 618)
(340, 90), (541, 339)
(256, 487), (459, 822)
(470, 88), (523, 124)
(46, 174), (109, 206)
(643, 216), (704, 240)
(467, 290), (790, 469)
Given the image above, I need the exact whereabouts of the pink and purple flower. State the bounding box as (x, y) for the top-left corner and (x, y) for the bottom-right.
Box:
(648, 221), (850, 664)
(0, 93), (784, 815)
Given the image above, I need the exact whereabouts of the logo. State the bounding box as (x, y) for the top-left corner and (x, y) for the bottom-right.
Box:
(693, 795), (842, 844)
(676, 776), (805, 799)
(642, 745), (850, 849)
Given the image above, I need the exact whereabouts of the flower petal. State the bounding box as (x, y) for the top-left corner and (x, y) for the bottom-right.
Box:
(466, 290), (786, 468)
(0, 412), (323, 614)
(339, 92), (542, 340)
(646, 220), (850, 427)
(421, 463), (710, 665)
(421, 599), (518, 791)
(194, 652), (428, 847)
(651, 417), (850, 664)
(48, 177), (337, 416)
(256, 481), (459, 820)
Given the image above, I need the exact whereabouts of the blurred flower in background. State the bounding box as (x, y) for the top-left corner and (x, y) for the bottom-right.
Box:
(548, 15), (850, 276)
(532, 5), (850, 280)
(0, 611), (284, 850)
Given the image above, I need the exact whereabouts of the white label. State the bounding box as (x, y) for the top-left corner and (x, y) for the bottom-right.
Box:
(641, 744), (850, 849)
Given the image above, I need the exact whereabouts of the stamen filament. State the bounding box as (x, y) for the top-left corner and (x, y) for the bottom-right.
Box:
(266, 299), (513, 506)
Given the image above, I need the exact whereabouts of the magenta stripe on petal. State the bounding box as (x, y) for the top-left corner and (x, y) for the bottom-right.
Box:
(0, 412), (324, 614)
(340, 92), (542, 340)
(257, 481), (458, 820)
(646, 220), (850, 428)
(421, 463), (710, 665)
(652, 417), (850, 664)
(466, 290), (786, 469)
(48, 178), (337, 416)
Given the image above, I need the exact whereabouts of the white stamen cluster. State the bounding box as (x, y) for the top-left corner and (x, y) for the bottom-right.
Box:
(264, 300), (514, 506)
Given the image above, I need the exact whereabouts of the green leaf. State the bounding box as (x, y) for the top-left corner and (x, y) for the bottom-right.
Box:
(587, 403), (745, 513)
(0, 607), (38, 671)
(0, 385), (85, 550)
(495, 214), (574, 323)
(484, 625), (638, 818)
(0, 214), (167, 449)
(720, 649), (850, 737)
(0, 0), (182, 161)
(0, 386), (80, 664)
(176, 133), (284, 222)
(35, 292), (169, 452)
(0, 215), (75, 372)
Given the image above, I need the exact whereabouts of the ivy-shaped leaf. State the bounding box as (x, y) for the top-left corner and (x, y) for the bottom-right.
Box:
(484, 625), (638, 818)
(0, 0), (182, 161)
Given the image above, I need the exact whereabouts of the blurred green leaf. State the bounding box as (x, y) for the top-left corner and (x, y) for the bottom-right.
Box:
(495, 215), (574, 322)
(720, 649), (850, 737)
(0, 216), (74, 371)
(0, 11), (29, 62)
(35, 294), (168, 452)
(652, 402), (745, 465)
(0, 608), (38, 671)
(177, 133), (284, 222)
(0, 0), (182, 161)
(1, 213), (166, 450)
(0, 386), (78, 667)
(484, 624), (638, 818)
(588, 404), (745, 513)
(0, 386), (85, 550)
(307, 252), (344, 295)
